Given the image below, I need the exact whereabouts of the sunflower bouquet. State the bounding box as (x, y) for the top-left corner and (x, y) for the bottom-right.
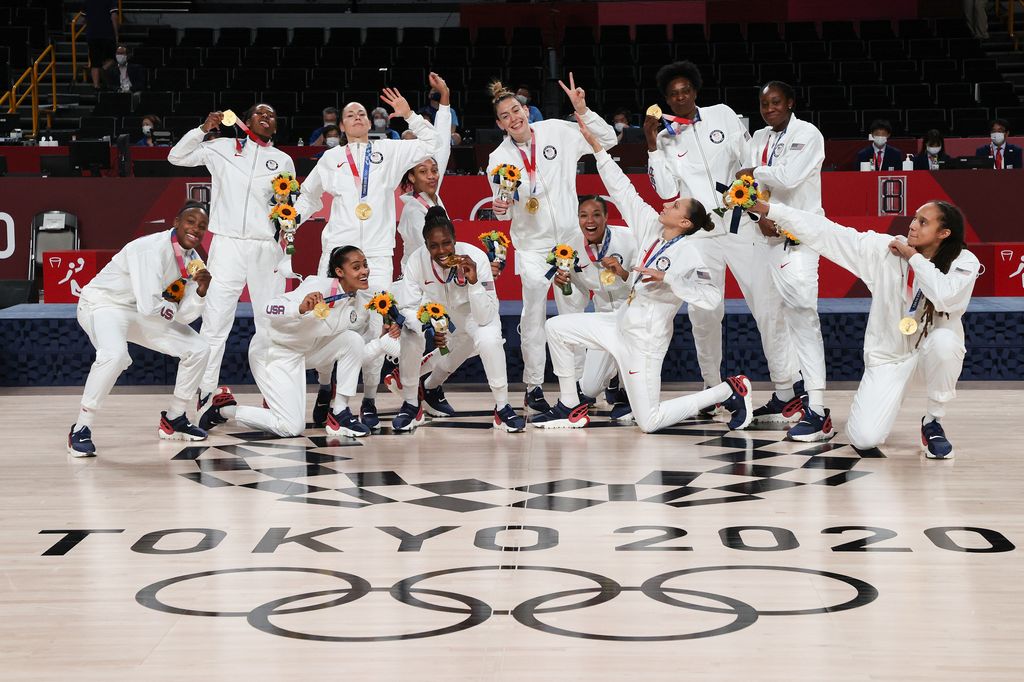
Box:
(162, 254), (206, 303)
(270, 173), (301, 254)
(365, 291), (405, 327)
(479, 230), (510, 272)
(490, 163), (522, 204)
(714, 175), (764, 234)
(417, 302), (457, 355)
(544, 243), (582, 296)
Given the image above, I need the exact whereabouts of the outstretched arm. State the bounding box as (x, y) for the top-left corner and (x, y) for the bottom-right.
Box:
(559, 73), (616, 153)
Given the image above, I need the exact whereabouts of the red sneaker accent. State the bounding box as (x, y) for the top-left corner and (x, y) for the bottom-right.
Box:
(159, 416), (174, 435)
(726, 375), (749, 396)
(385, 369), (403, 390)
(493, 410), (501, 426)
(568, 403), (590, 423)
(781, 396), (804, 419)
(416, 404), (425, 420)
(822, 414), (833, 434)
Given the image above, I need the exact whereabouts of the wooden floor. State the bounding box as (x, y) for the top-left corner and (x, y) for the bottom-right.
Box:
(2, 384), (1023, 681)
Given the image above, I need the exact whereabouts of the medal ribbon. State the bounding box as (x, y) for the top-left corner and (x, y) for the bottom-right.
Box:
(585, 227), (612, 263)
(346, 142), (373, 205)
(663, 110), (697, 136)
(515, 129), (537, 194)
(632, 234), (684, 287)
(413, 192), (435, 210)
(905, 269), (922, 317)
(169, 230), (192, 277)
(431, 257), (466, 286)
(232, 119), (271, 153)
(761, 129), (786, 167)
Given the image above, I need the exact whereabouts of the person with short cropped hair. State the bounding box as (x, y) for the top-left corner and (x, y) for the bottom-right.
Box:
(856, 119), (903, 171)
(975, 118), (1023, 169)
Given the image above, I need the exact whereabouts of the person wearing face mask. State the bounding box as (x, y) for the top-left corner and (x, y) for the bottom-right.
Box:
(311, 125), (342, 160)
(487, 74), (617, 415)
(856, 120), (903, 171)
(612, 109), (633, 144)
(168, 103), (296, 424)
(418, 88), (461, 145)
(102, 44), (147, 93)
(309, 107), (340, 147)
(913, 130), (951, 170)
(369, 107), (400, 140)
(515, 86), (544, 123)
(293, 78), (438, 431)
(135, 114), (165, 147)
(975, 119), (1022, 169)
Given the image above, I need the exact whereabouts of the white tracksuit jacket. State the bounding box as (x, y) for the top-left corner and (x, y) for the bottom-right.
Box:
(747, 115), (824, 215)
(397, 105), (452, 271)
(571, 224), (637, 313)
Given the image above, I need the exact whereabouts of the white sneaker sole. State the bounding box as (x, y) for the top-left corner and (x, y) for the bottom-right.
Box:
(493, 420), (525, 433)
(530, 417), (590, 429)
(424, 403), (456, 418)
(326, 425), (369, 438)
(750, 412), (802, 425)
(923, 445), (955, 459)
(67, 445), (97, 457)
(158, 429), (207, 442)
(728, 378), (754, 430)
(789, 428), (837, 443)
(392, 417), (425, 432)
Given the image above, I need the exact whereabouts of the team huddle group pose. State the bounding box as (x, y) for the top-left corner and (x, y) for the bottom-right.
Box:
(65, 61), (979, 462)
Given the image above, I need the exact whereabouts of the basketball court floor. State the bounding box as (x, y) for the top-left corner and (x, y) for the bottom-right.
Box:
(2, 383), (1022, 680)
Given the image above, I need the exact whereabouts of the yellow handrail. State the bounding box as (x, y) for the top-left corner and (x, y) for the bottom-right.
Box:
(1, 44), (58, 138)
(997, 0), (1024, 50)
(71, 1), (124, 83)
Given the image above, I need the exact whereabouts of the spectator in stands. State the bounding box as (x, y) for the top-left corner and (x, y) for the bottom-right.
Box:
(135, 114), (166, 147)
(309, 106), (340, 146)
(612, 109), (634, 144)
(102, 44), (146, 93)
(370, 107), (401, 139)
(913, 129), (952, 170)
(418, 88), (462, 145)
(975, 118), (1022, 169)
(516, 85), (544, 123)
(856, 119), (902, 171)
(76, 0), (119, 90)
(312, 124), (342, 160)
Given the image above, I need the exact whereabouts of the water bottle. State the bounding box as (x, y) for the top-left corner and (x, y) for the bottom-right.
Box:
(902, 154), (914, 171)
(297, 137), (304, 146)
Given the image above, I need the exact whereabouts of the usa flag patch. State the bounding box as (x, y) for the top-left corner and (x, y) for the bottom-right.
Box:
(789, 143), (805, 150)
(696, 270), (711, 280)
(482, 281), (495, 290)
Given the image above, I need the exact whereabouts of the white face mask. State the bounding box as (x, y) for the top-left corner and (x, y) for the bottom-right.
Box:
(142, 125), (153, 135)
(325, 137), (340, 148)
(115, 54), (127, 65)
(373, 118), (387, 129)
(614, 122), (626, 133)
(872, 135), (888, 148)
(516, 95), (528, 105)
(926, 145), (941, 155)
(991, 132), (1006, 146)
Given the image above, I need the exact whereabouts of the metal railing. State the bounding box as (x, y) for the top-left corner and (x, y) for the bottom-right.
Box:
(996, 0), (1024, 50)
(0, 44), (58, 138)
(71, 0), (123, 83)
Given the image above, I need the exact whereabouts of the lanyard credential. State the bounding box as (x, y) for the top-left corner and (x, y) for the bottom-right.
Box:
(761, 129), (787, 167)
(515, 129), (538, 194)
(632, 234), (683, 287)
(169, 230), (196, 277)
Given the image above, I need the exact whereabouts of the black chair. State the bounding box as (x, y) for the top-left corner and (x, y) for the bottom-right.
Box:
(934, 18), (973, 38)
(829, 40), (866, 61)
(148, 27), (178, 47)
(327, 27), (362, 47)
(713, 42), (750, 64)
(292, 28), (325, 48)
(28, 211), (79, 281)
(799, 62), (838, 86)
(365, 27), (399, 47)
(93, 92), (133, 117)
(850, 84), (891, 108)
(218, 27), (252, 48)
(600, 88), (640, 113)
(136, 90), (176, 115)
(318, 46), (355, 68)
(950, 107), (991, 136)
(822, 21), (857, 41)
(908, 39), (947, 60)
(841, 61), (879, 85)
(636, 44), (672, 65)
(948, 38), (985, 60)
(789, 41), (827, 62)
(748, 22), (781, 42)
(636, 24), (669, 43)
(78, 116), (117, 140)
(672, 24), (706, 42)
(674, 42), (711, 63)
(897, 19), (931, 39)
(922, 59), (961, 84)
(751, 42), (788, 62)
(203, 47), (241, 69)
(167, 47), (202, 68)
(784, 22), (819, 41)
(977, 81), (1019, 108)
(816, 110), (861, 138)
(723, 86), (760, 116)
(254, 28), (289, 47)
(508, 45), (544, 67)
(434, 46), (470, 68)
(758, 62), (797, 84)
(859, 20), (895, 40)
(905, 109), (948, 136)
(511, 26), (542, 45)
(394, 46), (430, 66)
(180, 28), (215, 47)
(601, 65), (636, 89)
(132, 46), (164, 70)
(240, 47), (278, 69)
(995, 106), (1024, 131)
(349, 67), (382, 90)
(935, 83), (974, 108)
(891, 83), (931, 108)
(301, 90), (339, 114)
(310, 67), (347, 89)
(474, 27), (508, 46)
(438, 27), (471, 47)
(507, 67), (544, 90)
(356, 46), (393, 68)
(868, 40), (907, 61)
(175, 91), (217, 117)
(562, 44), (596, 70)
(806, 85), (848, 109)
(719, 63), (756, 86)
(562, 25), (595, 45)
(401, 27), (435, 46)
(217, 90), (254, 111)
(598, 25), (631, 44)
(260, 91), (298, 116)
(880, 60), (920, 84)
(280, 46), (318, 67)
(270, 67), (308, 90)
(709, 23), (743, 42)
(230, 68), (268, 91)
(192, 67), (229, 90)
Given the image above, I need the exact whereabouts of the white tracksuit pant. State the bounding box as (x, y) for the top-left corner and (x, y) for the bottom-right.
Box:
(765, 240), (827, 396)
(77, 302), (209, 412)
(845, 328), (965, 450)
(547, 312), (724, 433)
(579, 349), (618, 399)
(318, 252), (393, 397)
(200, 235), (285, 395)
(690, 233), (798, 388)
(397, 315), (508, 408)
(516, 249), (589, 386)
(233, 330), (367, 437)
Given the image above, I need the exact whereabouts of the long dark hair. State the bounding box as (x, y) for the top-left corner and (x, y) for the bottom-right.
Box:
(685, 199), (715, 234)
(917, 200), (966, 346)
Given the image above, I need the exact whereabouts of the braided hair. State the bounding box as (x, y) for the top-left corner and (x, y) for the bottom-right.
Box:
(915, 201), (966, 347)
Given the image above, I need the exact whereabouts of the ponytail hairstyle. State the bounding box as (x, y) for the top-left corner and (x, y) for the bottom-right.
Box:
(328, 245), (363, 277)
(422, 205), (456, 241)
(685, 199), (716, 234)
(489, 79), (517, 114)
(916, 200), (966, 347)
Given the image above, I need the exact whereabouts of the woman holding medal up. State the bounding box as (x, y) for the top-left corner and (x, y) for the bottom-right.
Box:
(294, 80), (438, 431)
(197, 246), (401, 439)
(753, 198), (978, 459)
(536, 117), (754, 432)
(486, 73), (617, 415)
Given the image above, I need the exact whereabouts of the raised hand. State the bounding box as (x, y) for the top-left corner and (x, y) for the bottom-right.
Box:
(456, 255), (478, 285)
(600, 256), (628, 280)
(558, 72), (588, 114)
(201, 111), (224, 133)
(575, 113), (601, 153)
(643, 114), (660, 152)
(428, 72), (450, 106)
(299, 291), (324, 314)
(632, 266), (665, 283)
(193, 268), (212, 297)
(380, 88), (412, 119)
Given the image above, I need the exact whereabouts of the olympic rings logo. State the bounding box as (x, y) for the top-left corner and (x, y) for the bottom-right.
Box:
(136, 564), (878, 642)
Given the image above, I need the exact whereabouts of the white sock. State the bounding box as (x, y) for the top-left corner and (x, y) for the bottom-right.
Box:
(775, 384), (795, 401)
(363, 384), (379, 400)
(333, 394), (350, 412)
(558, 376), (580, 408)
(704, 382), (734, 408)
(492, 386), (509, 408)
(424, 374), (443, 390)
(74, 407), (94, 431)
(923, 414), (936, 424)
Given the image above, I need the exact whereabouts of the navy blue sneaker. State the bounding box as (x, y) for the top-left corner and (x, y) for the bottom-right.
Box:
(392, 401), (425, 432)
(751, 392), (805, 424)
(159, 411), (208, 442)
(604, 376), (621, 406)
(577, 382), (597, 407)
(359, 398), (381, 431)
(921, 418), (954, 459)
(326, 407), (370, 438)
(721, 375), (753, 430)
(312, 383), (334, 428)
(525, 386), (551, 414)
(67, 424), (97, 457)
(531, 401), (590, 429)
(493, 404), (526, 432)
(423, 383), (457, 417)
(198, 387), (236, 431)
(610, 401), (633, 422)
(787, 407), (835, 442)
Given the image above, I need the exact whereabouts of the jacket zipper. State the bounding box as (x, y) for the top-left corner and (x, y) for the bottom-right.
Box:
(242, 146), (258, 238)
(690, 120), (720, 209)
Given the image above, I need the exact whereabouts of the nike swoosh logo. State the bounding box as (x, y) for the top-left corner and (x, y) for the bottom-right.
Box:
(780, 262), (789, 269)
(424, 281), (432, 285)
(628, 370), (639, 375)
(677, 152), (688, 158)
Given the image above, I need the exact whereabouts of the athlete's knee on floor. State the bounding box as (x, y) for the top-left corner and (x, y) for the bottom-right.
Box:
(846, 418), (883, 450)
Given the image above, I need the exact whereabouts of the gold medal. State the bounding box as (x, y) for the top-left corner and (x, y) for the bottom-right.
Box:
(355, 202), (373, 220)
(221, 109), (237, 126)
(898, 316), (918, 335)
(626, 288), (636, 305)
(646, 104), (663, 119)
(599, 269), (617, 286)
(759, 188), (771, 202)
(186, 259), (206, 277)
(525, 197), (540, 214)
(313, 302), (330, 320)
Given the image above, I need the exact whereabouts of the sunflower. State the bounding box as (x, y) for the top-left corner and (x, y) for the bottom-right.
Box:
(729, 185), (749, 205)
(554, 244), (574, 260)
(366, 293), (393, 315)
(739, 174), (755, 186)
(273, 177), (292, 195)
(505, 166), (521, 183)
(277, 204), (296, 220)
(427, 303), (445, 317)
(494, 232), (510, 246)
(162, 278), (186, 302)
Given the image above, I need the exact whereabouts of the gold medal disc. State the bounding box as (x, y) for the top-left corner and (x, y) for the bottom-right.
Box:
(599, 269), (617, 286)
(898, 316), (918, 335)
(355, 202), (373, 220)
(221, 109), (238, 126)
(186, 259), (206, 277)
(313, 302), (330, 320)
(525, 197), (540, 214)
(646, 104), (663, 119)
(759, 188), (771, 202)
